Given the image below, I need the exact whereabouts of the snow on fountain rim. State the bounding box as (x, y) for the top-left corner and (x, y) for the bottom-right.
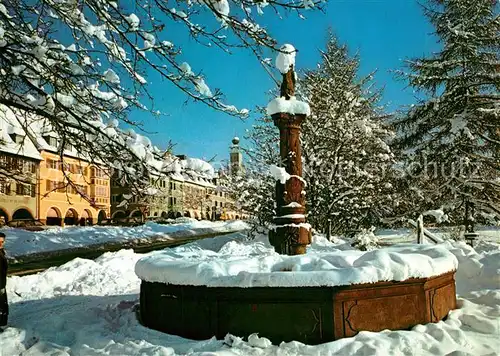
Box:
(135, 235), (458, 288)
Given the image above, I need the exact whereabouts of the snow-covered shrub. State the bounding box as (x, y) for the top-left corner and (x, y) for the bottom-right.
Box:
(350, 227), (380, 251)
(441, 226), (465, 242)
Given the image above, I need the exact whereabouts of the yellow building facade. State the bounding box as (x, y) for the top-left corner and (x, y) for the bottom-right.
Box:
(38, 151), (110, 226)
(0, 153), (40, 224)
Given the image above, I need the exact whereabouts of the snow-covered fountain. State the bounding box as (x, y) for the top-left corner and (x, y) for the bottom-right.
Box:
(135, 45), (457, 344)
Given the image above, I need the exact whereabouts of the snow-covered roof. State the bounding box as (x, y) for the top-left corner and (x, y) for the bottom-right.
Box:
(182, 174), (215, 188)
(160, 154), (216, 188)
(183, 157), (215, 178)
(0, 105), (218, 185)
(0, 106), (42, 160)
(19, 116), (83, 159)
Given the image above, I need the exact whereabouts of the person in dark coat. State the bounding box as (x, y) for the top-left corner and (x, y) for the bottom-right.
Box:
(0, 232), (8, 330)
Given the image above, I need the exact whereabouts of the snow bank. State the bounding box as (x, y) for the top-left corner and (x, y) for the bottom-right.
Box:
(444, 240), (500, 297)
(2, 219), (249, 257)
(8, 249), (142, 300)
(135, 235), (458, 287)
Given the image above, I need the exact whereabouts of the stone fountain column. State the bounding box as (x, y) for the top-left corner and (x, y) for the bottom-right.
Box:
(268, 44), (311, 255)
(269, 112), (311, 255)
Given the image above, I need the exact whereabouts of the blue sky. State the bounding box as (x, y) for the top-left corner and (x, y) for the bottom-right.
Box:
(134, 0), (441, 167)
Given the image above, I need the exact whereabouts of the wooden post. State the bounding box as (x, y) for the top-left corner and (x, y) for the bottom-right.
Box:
(327, 218), (332, 241)
(464, 200), (479, 247)
(417, 214), (424, 244)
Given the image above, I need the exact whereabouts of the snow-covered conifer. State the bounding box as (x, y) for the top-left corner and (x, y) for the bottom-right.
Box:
(393, 0), (500, 225)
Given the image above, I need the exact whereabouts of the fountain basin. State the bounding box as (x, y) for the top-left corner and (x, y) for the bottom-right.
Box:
(138, 271), (456, 344)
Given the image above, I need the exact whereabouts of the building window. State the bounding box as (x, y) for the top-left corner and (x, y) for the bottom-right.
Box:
(66, 184), (86, 195)
(0, 181), (11, 195)
(46, 159), (60, 170)
(9, 133), (25, 144)
(43, 136), (58, 147)
(95, 186), (107, 197)
(16, 183), (33, 196)
(90, 167), (107, 178)
(45, 180), (61, 193)
(78, 185), (87, 195)
(57, 182), (66, 193)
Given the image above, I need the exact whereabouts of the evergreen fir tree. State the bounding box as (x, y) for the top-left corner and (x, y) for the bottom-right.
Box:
(301, 33), (395, 233)
(393, 0), (500, 225)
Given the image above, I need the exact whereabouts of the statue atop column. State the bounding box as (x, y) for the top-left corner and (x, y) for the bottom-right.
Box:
(277, 44), (297, 99)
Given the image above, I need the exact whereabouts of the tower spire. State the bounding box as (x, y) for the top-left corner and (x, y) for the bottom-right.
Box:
(230, 136), (242, 175)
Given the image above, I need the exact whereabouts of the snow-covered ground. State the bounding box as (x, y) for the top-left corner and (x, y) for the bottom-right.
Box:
(3, 221), (497, 258)
(1, 231), (499, 356)
(1, 219), (249, 257)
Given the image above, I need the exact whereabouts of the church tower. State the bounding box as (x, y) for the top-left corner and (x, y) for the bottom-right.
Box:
(230, 137), (242, 175)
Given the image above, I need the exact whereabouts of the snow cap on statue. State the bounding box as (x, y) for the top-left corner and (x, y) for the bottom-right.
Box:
(275, 44), (296, 74)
